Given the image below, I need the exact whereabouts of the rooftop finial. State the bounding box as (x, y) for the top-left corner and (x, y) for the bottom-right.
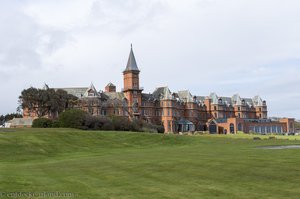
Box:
(131, 43), (132, 49)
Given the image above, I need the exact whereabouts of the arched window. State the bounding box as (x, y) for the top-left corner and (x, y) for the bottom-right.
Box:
(209, 121), (217, 134)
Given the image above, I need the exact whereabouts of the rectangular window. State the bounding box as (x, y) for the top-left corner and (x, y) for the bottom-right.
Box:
(101, 109), (106, 116)
(114, 110), (119, 115)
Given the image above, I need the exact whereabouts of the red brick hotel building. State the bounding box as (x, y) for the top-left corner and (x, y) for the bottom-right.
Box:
(24, 46), (295, 134)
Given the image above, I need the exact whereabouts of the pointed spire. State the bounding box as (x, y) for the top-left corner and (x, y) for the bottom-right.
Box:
(124, 44), (139, 72)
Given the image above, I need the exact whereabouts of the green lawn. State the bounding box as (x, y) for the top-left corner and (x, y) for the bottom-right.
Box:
(0, 128), (300, 199)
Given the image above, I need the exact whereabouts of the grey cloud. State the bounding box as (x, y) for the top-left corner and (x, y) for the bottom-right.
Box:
(0, 12), (41, 71)
(88, 0), (167, 34)
(0, 8), (73, 73)
(37, 29), (74, 55)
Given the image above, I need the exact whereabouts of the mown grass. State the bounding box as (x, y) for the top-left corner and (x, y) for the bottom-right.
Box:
(0, 128), (300, 199)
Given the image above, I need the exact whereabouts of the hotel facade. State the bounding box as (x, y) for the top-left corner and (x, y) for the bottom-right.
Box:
(23, 46), (295, 134)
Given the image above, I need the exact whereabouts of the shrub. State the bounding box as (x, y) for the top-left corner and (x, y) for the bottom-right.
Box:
(84, 114), (101, 130)
(111, 116), (131, 131)
(32, 118), (53, 128)
(129, 120), (143, 132)
(51, 120), (60, 128)
(84, 115), (113, 130)
(102, 121), (115, 131)
(58, 109), (164, 133)
(156, 125), (165, 133)
(59, 109), (87, 128)
(135, 120), (165, 133)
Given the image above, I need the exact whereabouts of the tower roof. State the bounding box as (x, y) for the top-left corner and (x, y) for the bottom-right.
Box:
(124, 44), (139, 72)
(106, 82), (115, 87)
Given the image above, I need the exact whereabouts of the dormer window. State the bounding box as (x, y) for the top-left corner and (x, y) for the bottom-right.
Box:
(172, 93), (176, 99)
(218, 98), (222, 104)
(193, 96), (197, 103)
(242, 99), (245, 105)
(88, 90), (95, 96)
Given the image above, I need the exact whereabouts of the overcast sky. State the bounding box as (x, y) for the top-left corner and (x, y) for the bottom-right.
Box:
(0, 0), (299, 119)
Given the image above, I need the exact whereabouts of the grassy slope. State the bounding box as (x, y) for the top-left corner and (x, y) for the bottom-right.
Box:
(0, 129), (300, 199)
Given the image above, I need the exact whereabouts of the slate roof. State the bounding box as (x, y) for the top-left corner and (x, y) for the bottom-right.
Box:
(177, 118), (194, 125)
(178, 90), (193, 103)
(8, 118), (34, 126)
(196, 96), (206, 102)
(106, 82), (116, 87)
(59, 83), (102, 98)
(142, 93), (156, 101)
(253, 95), (263, 106)
(59, 87), (89, 98)
(124, 45), (139, 72)
(152, 87), (173, 100)
(207, 93), (263, 107)
(103, 92), (125, 100)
